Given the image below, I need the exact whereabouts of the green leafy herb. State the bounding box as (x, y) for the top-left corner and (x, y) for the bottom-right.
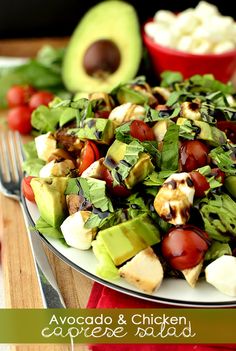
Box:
(205, 241), (232, 261)
(143, 171), (165, 186)
(160, 124), (179, 172)
(200, 194), (236, 242)
(31, 105), (62, 133)
(178, 119), (197, 140)
(111, 140), (144, 185)
(210, 146), (236, 175)
(35, 217), (63, 239)
(22, 140), (45, 176)
(160, 71), (183, 88)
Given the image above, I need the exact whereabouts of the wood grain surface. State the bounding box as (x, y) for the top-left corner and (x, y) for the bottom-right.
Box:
(0, 38), (94, 351)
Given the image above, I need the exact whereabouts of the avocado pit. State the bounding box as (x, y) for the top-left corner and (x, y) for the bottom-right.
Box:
(83, 39), (121, 80)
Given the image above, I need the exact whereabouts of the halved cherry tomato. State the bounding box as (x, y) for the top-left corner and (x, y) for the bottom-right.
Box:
(78, 141), (100, 175)
(130, 120), (156, 142)
(7, 106), (32, 134)
(180, 140), (209, 172)
(190, 171), (210, 198)
(22, 176), (36, 202)
(210, 168), (225, 184)
(29, 91), (54, 111)
(216, 121), (236, 144)
(161, 225), (210, 270)
(6, 85), (35, 108)
(99, 164), (131, 197)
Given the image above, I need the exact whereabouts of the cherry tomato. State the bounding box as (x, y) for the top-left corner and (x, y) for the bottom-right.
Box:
(130, 120), (156, 142)
(78, 141), (100, 175)
(180, 140), (209, 172)
(216, 121), (236, 144)
(190, 171), (210, 198)
(98, 164), (131, 197)
(161, 225), (210, 270)
(7, 106), (32, 134)
(29, 91), (54, 111)
(22, 176), (36, 202)
(6, 85), (35, 108)
(210, 168), (225, 183)
(95, 110), (110, 118)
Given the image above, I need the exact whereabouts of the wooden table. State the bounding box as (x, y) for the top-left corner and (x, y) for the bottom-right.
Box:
(0, 38), (93, 351)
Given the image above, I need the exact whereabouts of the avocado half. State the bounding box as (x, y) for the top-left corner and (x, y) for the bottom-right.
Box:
(62, 1), (142, 93)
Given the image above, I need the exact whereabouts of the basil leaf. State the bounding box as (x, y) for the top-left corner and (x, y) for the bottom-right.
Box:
(210, 146), (236, 175)
(111, 140), (144, 185)
(160, 124), (179, 172)
(31, 105), (61, 133)
(35, 217), (63, 239)
(160, 71), (183, 88)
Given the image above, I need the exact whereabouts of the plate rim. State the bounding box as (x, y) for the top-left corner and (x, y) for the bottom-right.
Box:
(22, 195), (236, 308)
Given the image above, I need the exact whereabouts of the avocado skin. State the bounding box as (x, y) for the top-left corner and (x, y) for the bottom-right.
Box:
(97, 214), (160, 266)
(62, 1), (142, 93)
(31, 177), (68, 228)
(225, 176), (236, 198)
(72, 118), (115, 145)
(177, 118), (227, 146)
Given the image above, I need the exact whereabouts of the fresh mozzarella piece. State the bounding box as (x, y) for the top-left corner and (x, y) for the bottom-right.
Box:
(190, 38), (212, 54)
(176, 35), (193, 52)
(153, 10), (176, 26)
(195, 1), (219, 19)
(154, 172), (195, 225)
(60, 211), (96, 250)
(35, 132), (57, 161)
(213, 41), (235, 54)
(109, 103), (145, 125)
(119, 247), (164, 293)
(153, 120), (170, 142)
(39, 159), (75, 178)
(173, 9), (200, 35)
(152, 26), (174, 47)
(81, 158), (104, 178)
(205, 255), (236, 296)
(39, 160), (56, 178)
(144, 22), (160, 40)
(181, 261), (203, 288)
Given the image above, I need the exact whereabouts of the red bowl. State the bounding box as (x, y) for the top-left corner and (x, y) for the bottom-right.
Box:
(143, 22), (236, 83)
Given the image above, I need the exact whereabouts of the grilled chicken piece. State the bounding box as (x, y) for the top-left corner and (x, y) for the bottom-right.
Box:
(66, 194), (92, 215)
(119, 247), (164, 294)
(55, 128), (83, 153)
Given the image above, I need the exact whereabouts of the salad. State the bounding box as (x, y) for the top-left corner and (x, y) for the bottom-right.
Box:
(23, 72), (236, 297)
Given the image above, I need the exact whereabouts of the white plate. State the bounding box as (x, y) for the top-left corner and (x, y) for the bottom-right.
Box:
(23, 197), (236, 308)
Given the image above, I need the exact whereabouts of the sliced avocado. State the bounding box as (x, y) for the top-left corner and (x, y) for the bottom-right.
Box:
(224, 176), (236, 198)
(104, 140), (127, 167)
(177, 118), (227, 146)
(70, 118), (115, 144)
(125, 153), (154, 189)
(62, 1), (142, 93)
(92, 237), (119, 280)
(104, 140), (154, 188)
(31, 177), (68, 228)
(97, 213), (160, 266)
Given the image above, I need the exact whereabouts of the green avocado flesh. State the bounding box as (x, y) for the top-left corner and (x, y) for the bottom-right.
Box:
(224, 176), (236, 198)
(177, 118), (227, 146)
(96, 214), (160, 266)
(62, 0), (142, 93)
(104, 140), (154, 188)
(31, 177), (68, 228)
